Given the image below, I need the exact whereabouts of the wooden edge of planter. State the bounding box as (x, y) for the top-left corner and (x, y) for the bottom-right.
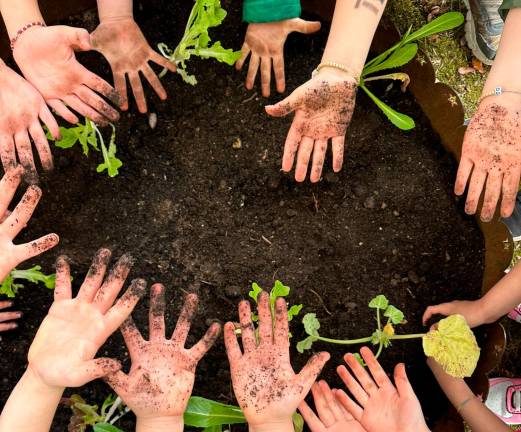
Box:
(301, 3), (512, 431)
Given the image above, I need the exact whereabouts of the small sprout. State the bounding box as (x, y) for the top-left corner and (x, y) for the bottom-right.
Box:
(368, 294), (389, 310)
(158, 0), (241, 85)
(0, 266), (56, 298)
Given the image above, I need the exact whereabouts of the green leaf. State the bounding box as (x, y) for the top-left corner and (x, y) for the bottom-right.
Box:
(384, 305), (405, 325)
(203, 426), (222, 432)
(302, 313), (320, 336)
(370, 329), (382, 345)
(353, 353), (365, 366)
(54, 127), (80, 149)
(1, 266), (56, 298)
(249, 283), (262, 303)
(296, 335), (318, 353)
(292, 412), (304, 432)
(96, 125), (122, 177)
(368, 295), (389, 310)
(196, 41), (242, 65)
(271, 280), (290, 300)
(404, 12), (464, 45)
(287, 304), (303, 321)
(360, 85), (415, 130)
(184, 396), (246, 427)
(422, 314), (480, 378)
(363, 43), (418, 75)
(93, 424), (124, 432)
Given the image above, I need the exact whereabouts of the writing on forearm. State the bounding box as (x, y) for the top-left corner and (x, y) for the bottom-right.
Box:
(355, 0), (386, 15)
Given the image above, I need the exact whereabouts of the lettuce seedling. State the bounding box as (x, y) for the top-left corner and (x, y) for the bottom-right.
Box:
(46, 118), (122, 178)
(158, 0), (241, 85)
(0, 266), (56, 298)
(297, 294), (480, 378)
(360, 12), (464, 130)
(65, 394), (128, 432)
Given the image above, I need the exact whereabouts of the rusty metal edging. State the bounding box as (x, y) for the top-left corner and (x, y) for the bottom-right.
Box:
(302, 2), (512, 431)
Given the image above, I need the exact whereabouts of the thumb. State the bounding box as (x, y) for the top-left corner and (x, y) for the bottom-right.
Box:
(62, 26), (92, 51)
(104, 369), (130, 396)
(296, 352), (330, 395)
(265, 92), (300, 118)
(290, 18), (321, 35)
(69, 358), (121, 386)
(422, 304), (452, 325)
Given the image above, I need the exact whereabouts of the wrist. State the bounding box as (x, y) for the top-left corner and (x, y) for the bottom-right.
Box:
(249, 419), (295, 432)
(97, 0), (133, 22)
(98, 15), (134, 24)
(23, 366), (65, 398)
(136, 415), (184, 432)
(0, 0), (45, 39)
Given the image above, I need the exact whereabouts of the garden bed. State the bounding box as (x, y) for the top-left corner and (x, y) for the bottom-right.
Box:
(0, 1), (494, 430)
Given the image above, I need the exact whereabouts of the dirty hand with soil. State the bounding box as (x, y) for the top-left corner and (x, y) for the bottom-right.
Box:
(266, 0), (387, 182)
(0, 166), (59, 284)
(0, 249), (146, 432)
(224, 292), (330, 432)
(92, 0), (177, 113)
(105, 286), (221, 432)
(0, 59), (60, 175)
(456, 8), (521, 221)
(237, 18), (321, 97)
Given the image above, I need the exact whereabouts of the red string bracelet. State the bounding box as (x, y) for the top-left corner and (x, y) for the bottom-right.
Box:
(10, 21), (46, 50)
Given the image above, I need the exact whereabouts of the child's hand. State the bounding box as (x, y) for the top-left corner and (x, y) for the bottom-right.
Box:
(456, 95), (521, 221)
(0, 301), (22, 332)
(27, 250), (146, 389)
(335, 347), (430, 432)
(0, 61), (59, 174)
(13, 25), (121, 125)
(298, 381), (367, 432)
(237, 18), (321, 97)
(224, 292), (330, 432)
(265, 69), (357, 182)
(0, 166), (59, 282)
(422, 300), (485, 328)
(105, 285), (220, 432)
(91, 18), (176, 113)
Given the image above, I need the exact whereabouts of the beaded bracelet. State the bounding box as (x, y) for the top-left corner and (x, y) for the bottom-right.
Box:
(10, 21), (46, 50)
(312, 61), (360, 84)
(478, 86), (521, 104)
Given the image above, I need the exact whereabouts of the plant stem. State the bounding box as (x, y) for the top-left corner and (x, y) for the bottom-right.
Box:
(316, 335), (373, 345)
(390, 333), (426, 340)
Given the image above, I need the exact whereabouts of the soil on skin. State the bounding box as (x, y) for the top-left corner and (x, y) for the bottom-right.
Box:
(0, 1), (485, 430)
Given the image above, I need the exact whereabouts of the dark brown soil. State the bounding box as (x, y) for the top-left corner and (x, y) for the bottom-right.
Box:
(0, 1), (485, 430)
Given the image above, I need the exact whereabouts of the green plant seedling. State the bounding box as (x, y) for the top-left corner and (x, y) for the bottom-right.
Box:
(66, 394), (128, 432)
(297, 294), (480, 378)
(0, 266), (56, 298)
(46, 118), (122, 178)
(360, 11), (464, 130)
(158, 0), (241, 85)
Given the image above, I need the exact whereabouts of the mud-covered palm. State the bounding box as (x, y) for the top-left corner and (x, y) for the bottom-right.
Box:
(266, 69), (357, 182)
(456, 97), (521, 221)
(299, 381), (367, 432)
(105, 285), (220, 419)
(224, 292), (330, 428)
(0, 166), (59, 282)
(91, 18), (176, 113)
(0, 62), (59, 175)
(28, 250), (146, 388)
(237, 18), (321, 97)
(335, 347), (429, 432)
(13, 25), (120, 125)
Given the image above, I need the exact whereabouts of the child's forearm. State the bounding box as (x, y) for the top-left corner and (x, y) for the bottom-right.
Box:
(0, 0), (44, 38)
(428, 360), (510, 432)
(0, 367), (64, 432)
(321, 0), (387, 77)
(479, 260), (521, 323)
(96, 0), (133, 21)
(482, 8), (521, 94)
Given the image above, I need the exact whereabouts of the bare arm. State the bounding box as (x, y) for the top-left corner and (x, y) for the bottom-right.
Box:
(427, 358), (510, 432)
(0, 0), (44, 38)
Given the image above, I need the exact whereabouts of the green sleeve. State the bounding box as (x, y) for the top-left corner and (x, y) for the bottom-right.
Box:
(243, 0), (301, 23)
(499, 0), (521, 20)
